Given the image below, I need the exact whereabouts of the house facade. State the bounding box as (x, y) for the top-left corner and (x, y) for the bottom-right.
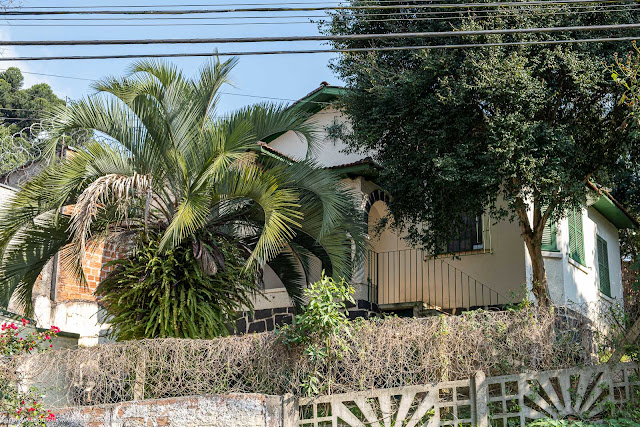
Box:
(257, 83), (638, 325)
(1, 85), (636, 343)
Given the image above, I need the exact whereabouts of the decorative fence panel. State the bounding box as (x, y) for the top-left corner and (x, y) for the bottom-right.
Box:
(294, 363), (640, 427)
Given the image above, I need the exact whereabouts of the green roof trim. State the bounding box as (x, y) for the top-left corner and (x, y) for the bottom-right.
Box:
(292, 85), (346, 116)
(591, 193), (638, 229)
(326, 157), (380, 179)
(262, 85), (346, 144)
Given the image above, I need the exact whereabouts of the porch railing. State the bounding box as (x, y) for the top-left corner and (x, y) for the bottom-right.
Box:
(366, 249), (511, 312)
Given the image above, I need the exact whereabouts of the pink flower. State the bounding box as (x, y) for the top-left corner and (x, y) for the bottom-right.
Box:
(50, 326), (60, 334)
(21, 318), (29, 326)
(46, 413), (56, 421)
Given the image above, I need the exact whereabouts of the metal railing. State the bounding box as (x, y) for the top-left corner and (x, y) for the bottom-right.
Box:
(366, 249), (511, 312)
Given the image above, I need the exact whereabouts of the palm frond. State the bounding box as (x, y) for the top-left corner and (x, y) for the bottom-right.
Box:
(0, 214), (72, 315)
(222, 103), (321, 158)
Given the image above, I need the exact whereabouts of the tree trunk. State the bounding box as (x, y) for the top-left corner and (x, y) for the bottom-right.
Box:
(525, 239), (551, 307)
(516, 202), (552, 307)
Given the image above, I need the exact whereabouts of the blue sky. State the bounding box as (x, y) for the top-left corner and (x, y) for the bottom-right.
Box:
(1, 0), (342, 114)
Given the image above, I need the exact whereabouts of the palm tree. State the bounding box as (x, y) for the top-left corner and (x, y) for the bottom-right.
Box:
(0, 59), (367, 316)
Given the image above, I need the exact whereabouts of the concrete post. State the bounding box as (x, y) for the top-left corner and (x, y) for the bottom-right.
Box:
(473, 370), (489, 427)
(282, 393), (298, 427)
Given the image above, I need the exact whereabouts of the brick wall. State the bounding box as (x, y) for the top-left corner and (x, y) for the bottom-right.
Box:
(54, 241), (127, 303)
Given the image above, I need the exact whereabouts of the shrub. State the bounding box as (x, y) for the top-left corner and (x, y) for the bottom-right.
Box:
(278, 274), (355, 395)
(96, 235), (258, 340)
(0, 319), (58, 426)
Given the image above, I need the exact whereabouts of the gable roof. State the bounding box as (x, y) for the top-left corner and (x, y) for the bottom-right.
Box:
(289, 82), (346, 115)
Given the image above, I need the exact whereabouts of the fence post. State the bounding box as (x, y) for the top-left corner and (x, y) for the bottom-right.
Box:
(282, 393), (297, 427)
(133, 350), (146, 401)
(473, 370), (489, 427)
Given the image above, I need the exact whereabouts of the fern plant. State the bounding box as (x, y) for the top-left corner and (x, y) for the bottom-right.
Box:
(96, 235), (257, 339)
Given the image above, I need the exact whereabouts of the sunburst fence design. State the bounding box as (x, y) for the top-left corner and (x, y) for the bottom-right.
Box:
(295, 363), (639, 427)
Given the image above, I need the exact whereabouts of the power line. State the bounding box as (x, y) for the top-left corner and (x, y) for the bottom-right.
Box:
(3, 0), (455, 8)
(3, 2), (637, 23)
(0, 0), (632, 15)
(0, 69), (335, 105)
(3, 22), (640, 46)
(0, 106), (47, 112)
(1, 35), (638, 61)
(0, 20), (319, 27)
(0, 70), (95, 81)
(4, 2), (636, 21)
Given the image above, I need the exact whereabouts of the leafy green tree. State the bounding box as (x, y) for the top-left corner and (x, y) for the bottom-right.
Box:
(321, 1), (640, 305)
(605, 45), (640, 363)
(0, 59), (367, 320)
(0, 67), (65, 132)
(0, 68), (68, 175)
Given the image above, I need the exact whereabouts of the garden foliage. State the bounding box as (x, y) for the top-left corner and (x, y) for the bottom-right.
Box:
(0, 318), (58, 426)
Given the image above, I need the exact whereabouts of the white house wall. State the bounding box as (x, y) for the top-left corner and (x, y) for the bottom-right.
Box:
(268, 108), (366, 167)
(265, 102), (627, 318)
(537, 206), (624, 324)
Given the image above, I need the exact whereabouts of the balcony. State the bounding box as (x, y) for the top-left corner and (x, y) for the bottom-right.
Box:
(365, 249), (512, 315)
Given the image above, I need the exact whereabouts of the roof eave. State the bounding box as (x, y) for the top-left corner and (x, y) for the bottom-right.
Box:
(587, 181), (639, 229)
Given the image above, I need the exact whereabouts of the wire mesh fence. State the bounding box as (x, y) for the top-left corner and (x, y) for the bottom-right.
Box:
(13, 306), (598, 409)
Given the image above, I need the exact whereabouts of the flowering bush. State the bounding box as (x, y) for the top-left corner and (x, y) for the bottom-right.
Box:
(0, 318), (59, 426)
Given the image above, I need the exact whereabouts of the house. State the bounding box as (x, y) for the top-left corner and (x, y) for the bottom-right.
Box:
(249, 83), (639, 330)
(1, 85), (636, 342)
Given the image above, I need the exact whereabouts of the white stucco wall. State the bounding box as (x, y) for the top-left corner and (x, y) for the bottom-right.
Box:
(530, 205), (624, 323)
(267, 107), (366, 167)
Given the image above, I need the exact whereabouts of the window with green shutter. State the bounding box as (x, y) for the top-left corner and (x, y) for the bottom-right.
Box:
(541, 221), (558, 251)
(568, 207), (585, 265)
(596, 235), (611, 297)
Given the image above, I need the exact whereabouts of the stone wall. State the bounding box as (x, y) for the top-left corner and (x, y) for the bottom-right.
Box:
(46, 394), (295, 427)
(233, 300), (380, 334)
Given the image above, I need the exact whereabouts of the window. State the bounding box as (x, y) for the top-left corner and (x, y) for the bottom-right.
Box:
(447, 214), (483, 253)
(568, 207), (585, 265)
(541, 221), (558, 251)
(597, 235), (611, 297)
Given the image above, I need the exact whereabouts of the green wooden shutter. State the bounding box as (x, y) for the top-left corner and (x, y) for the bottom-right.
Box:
(568, 207), (585, 265)
(597, 235), (611, 297)
(541, 204), (558, 251)
(541, 222), (557, 251)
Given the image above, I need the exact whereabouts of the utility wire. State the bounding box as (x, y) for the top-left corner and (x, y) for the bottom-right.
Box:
(4, 22), (640, 46)
(1, 35), (639, 61)
(0, 21), (321, 26)
(0, 0), (633, 15)
(4, 0), (461, 8)
(4, 2), (637, 21)
(5, 2), (637, 20)
(0, 70), (335, 105)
